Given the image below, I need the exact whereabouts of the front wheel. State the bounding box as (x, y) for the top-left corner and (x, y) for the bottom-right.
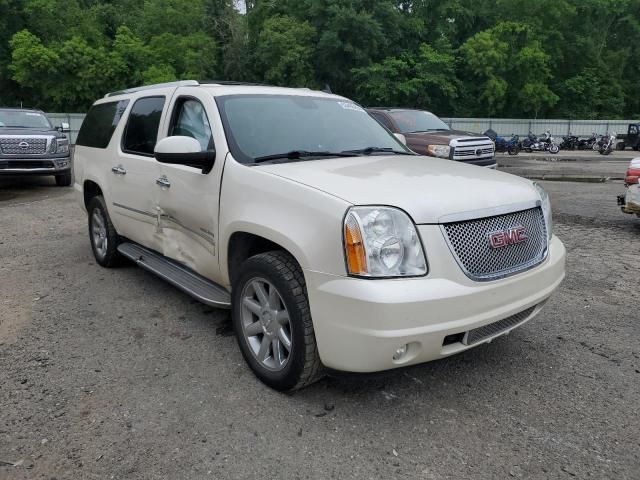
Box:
(508, 146), (519, 155)
(232, 251), (323, 391)
(549, 144), (559, 154)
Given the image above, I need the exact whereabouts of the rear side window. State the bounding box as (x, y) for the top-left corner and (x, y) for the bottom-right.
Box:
(122, 96), (165, 156)
(76, 100), (129, 149)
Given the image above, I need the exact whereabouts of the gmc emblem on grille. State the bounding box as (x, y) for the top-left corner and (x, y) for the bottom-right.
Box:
(488, 226), (527, 249)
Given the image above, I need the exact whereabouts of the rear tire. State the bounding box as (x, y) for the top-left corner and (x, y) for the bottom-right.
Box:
(232, 251), (323, 391)
(55, 172), (72, 187)
(87, 195), (121, 267)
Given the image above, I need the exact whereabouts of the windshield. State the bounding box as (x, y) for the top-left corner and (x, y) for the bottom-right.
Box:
(215, 94), (409, 163)
(388, 110), (450, 134)
(0, 110), (52, 129)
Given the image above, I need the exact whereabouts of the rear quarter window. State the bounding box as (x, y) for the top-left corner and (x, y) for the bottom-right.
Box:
(76, 100), (129, 149)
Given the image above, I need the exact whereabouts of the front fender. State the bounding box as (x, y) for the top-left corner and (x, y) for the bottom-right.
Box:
(218, 158), (351, 287)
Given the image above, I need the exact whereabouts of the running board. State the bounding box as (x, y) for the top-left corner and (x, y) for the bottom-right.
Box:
(117, 242), (231, 308)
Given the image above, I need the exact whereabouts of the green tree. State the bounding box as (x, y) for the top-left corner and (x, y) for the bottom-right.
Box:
(253, 15), (316, 87)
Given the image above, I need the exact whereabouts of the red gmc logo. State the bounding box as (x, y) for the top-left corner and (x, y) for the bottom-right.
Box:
(488, 226), (527, 249)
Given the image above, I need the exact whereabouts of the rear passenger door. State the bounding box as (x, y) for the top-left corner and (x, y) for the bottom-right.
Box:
(110, 96), (165, 250)
(155, 89), (223, 281)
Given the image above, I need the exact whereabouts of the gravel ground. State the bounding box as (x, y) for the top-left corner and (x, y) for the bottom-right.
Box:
(1, 176), (639, 479)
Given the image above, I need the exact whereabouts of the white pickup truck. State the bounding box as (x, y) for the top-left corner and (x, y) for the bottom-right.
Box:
(74, 80), (566, 390)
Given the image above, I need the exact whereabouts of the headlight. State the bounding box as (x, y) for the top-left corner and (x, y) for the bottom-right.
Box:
(343, 206), (427, 277)
(534, 183), (553, 240)
(56, 138), (70, 154)
(426, 144), (450, 158)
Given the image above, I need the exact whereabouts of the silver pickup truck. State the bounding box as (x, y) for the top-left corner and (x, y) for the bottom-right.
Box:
(0, 108), (72, 186)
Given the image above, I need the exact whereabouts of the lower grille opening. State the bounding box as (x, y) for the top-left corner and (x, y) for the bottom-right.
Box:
(442, 305), (537, 348)
(442, 332), (465, 346)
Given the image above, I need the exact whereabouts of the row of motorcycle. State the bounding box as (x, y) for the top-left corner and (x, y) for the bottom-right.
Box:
(484, 129), (618, 156)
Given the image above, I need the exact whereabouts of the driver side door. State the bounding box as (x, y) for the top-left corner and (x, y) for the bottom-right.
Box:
(155, 90), (224, 282)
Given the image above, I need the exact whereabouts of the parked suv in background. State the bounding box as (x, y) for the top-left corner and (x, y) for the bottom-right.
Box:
(0, 108), (72, 186)
(367, 108), (496, 168)
(74, 80), (565, 391)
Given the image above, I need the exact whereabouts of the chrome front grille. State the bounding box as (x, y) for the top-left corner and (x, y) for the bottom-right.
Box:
(450, 137), (494, 161)
(442, 207), (548, 281)
(462, 306), (536, 345)
(0, 136), (50, 155)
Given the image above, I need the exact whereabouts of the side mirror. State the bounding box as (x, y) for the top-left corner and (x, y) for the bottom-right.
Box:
(154, 136), (215, 174)
(61, 122), (70, 133)
(393, 133), (407, 146)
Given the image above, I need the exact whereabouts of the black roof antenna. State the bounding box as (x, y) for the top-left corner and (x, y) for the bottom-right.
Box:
(322, 84), (332, 94)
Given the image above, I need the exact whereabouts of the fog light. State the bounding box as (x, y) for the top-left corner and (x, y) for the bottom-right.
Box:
(392, 344), (408, 361)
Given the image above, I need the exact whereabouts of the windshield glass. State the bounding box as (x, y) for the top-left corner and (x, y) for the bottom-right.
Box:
(216, 94), (409, 163)
(388, 110), (450, 134)
(0, 110), (52, 129)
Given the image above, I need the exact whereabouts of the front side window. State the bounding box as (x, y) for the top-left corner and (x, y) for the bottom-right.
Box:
(122, 96), (165, 156)
(76, 100), (129, 149)
(216, 95), (409, 164)
(388, 110), (450, 134)
(0, 110), (52, 129)
(170, 98), (213, 151)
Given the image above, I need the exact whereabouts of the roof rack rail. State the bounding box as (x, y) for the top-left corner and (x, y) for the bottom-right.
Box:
(199, 80), (274, 87)
(105, 80), (200, 98)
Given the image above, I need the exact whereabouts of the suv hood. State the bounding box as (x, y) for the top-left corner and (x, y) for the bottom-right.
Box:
(258, 155), (539, 224)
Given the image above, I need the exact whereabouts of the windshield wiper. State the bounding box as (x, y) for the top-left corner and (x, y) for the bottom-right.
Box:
(341, 147), (414, 155)
(254, 150), (356, 163)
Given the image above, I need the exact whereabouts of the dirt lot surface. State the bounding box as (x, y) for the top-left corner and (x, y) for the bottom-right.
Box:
(1, 175), (639, 479)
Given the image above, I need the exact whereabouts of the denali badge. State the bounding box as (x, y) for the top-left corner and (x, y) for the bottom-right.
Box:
(488, 226), (527, 249)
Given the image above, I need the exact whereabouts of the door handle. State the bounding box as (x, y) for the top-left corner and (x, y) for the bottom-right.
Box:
(111, 165), (126, 175)
(156, 176), (171, 188)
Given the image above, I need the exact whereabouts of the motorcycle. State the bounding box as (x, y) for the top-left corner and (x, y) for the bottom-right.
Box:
(522, 130), (560, 154)
(577, 133), (598, 150)
(559, 133), (579, 150)
(597, 132), (616, 155)
(483, 129), (520, 155)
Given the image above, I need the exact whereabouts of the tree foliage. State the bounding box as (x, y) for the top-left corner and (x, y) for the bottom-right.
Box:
(0, 0), (638, 118)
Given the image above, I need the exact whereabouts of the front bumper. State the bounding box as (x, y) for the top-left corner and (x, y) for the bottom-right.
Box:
(306, 233), (566, 372)
(619, 184), (640, 215)
(0, 156), (71, 175)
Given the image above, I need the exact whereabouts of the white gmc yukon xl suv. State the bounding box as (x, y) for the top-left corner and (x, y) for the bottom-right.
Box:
(74, 80), (566, 391)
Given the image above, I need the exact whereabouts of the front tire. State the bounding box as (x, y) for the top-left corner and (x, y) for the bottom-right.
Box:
(549, 144), (559, 154)
(55, 172), (72, 186)
(232, 251), (323, 391)
(87, 196), (121, 267)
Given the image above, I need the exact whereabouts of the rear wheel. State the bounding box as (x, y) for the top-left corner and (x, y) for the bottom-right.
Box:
(55, 172), (72, 186)
(232, 251), (323, 391)
(549, 144), (559, 154)
(87, 196), (121, 267)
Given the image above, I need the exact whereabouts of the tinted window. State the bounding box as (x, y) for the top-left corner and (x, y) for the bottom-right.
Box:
(388, 110), (450, 134)
(369, 112), (395, 131)
(76, 100), (129, 148)
(122, 96), (165, 155)
(216, 95), (408, 164)
(170, 98), (213, 151)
